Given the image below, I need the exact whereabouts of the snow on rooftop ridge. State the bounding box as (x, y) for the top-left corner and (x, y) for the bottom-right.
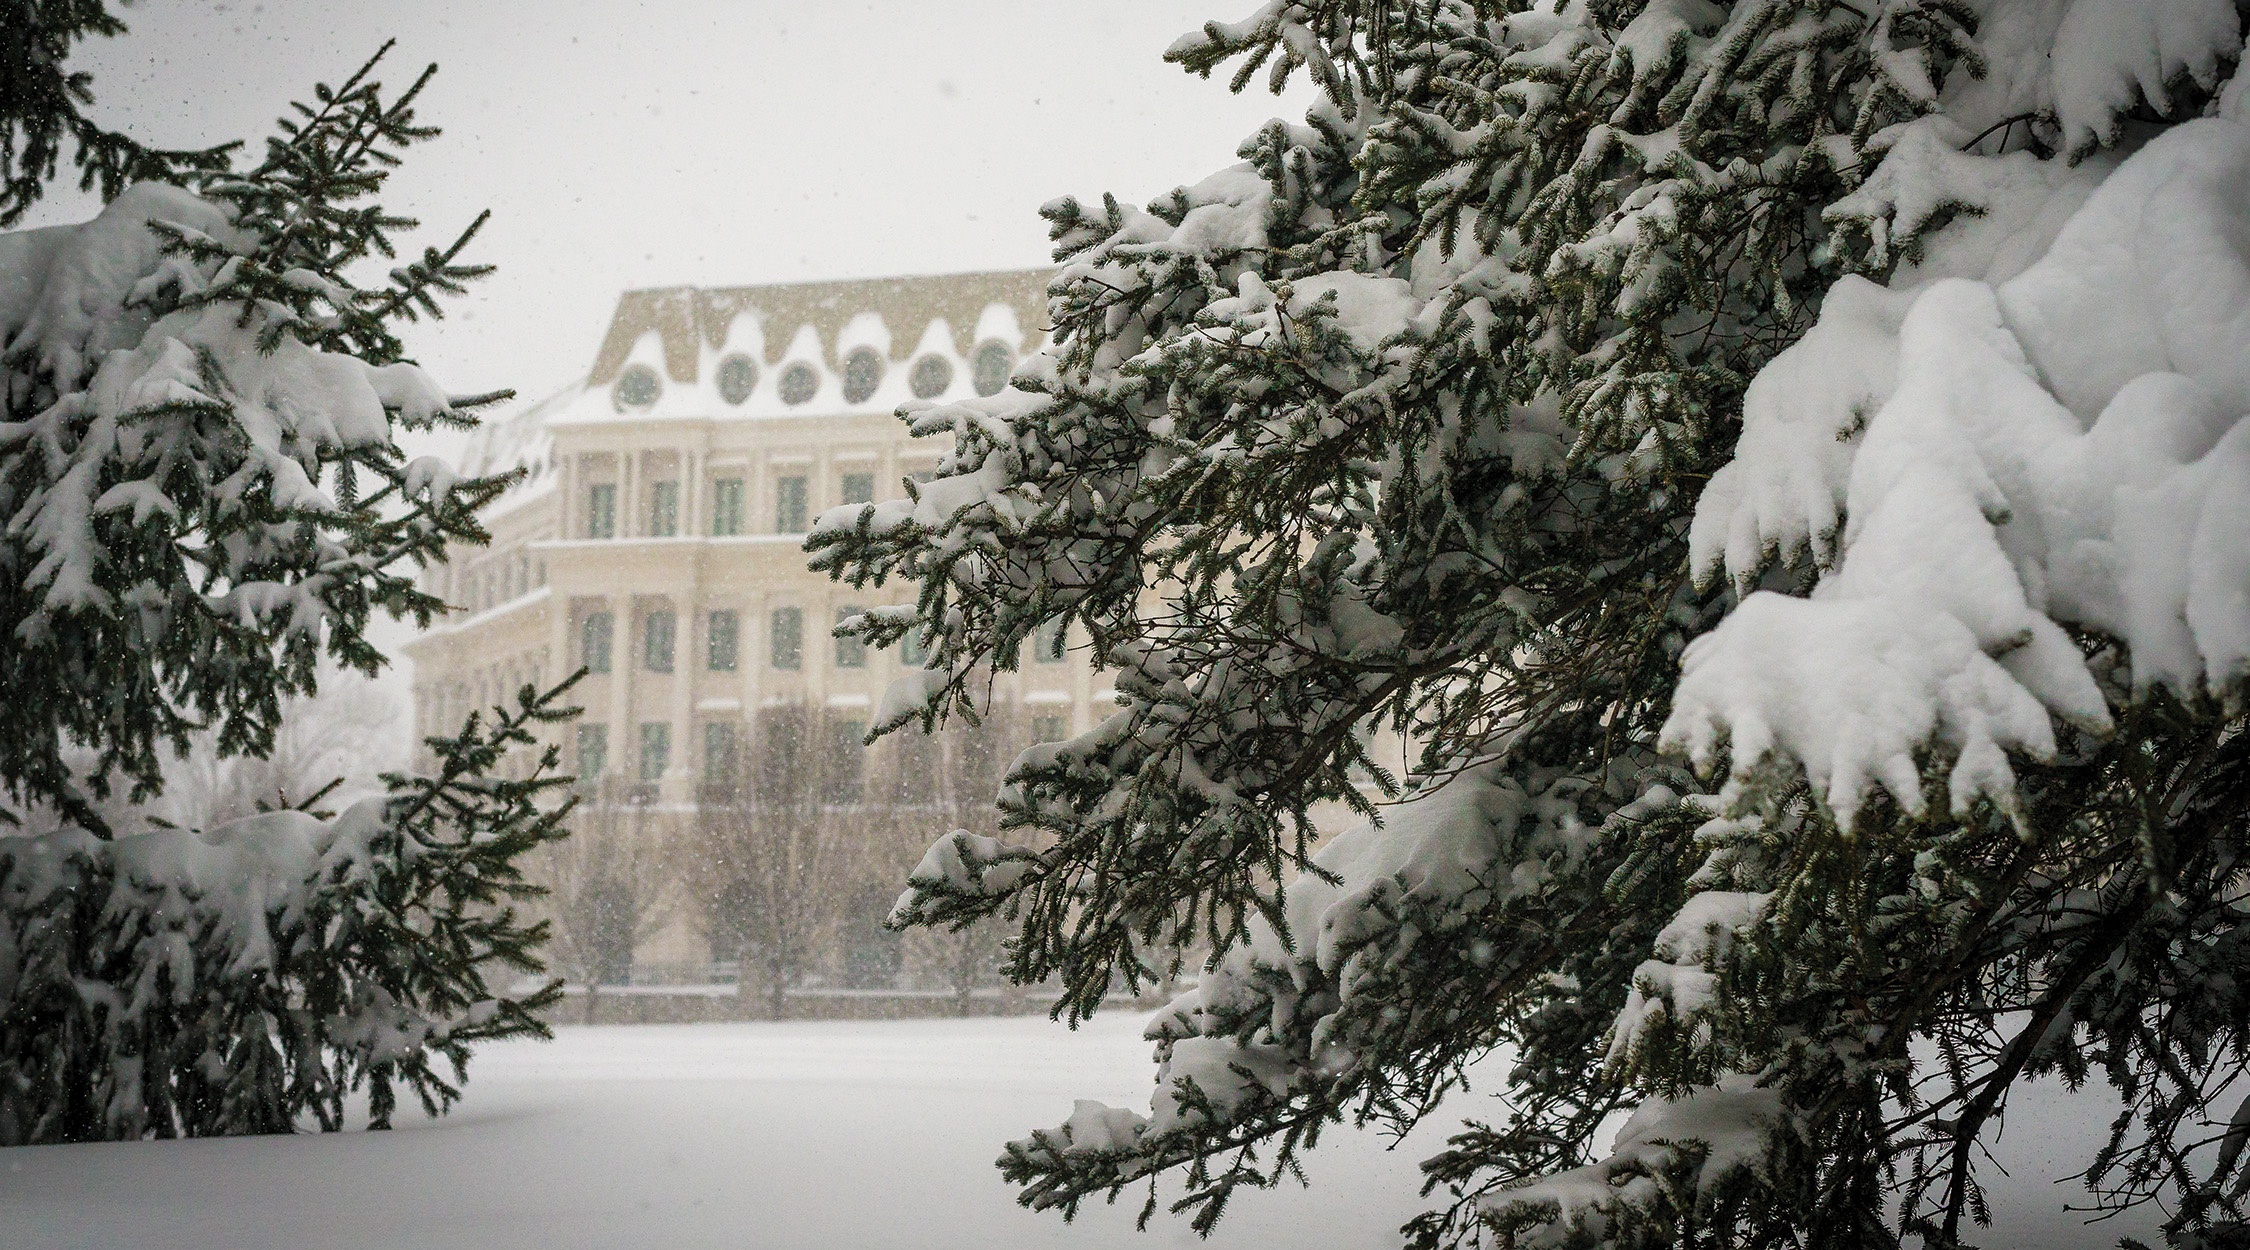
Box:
(910, 318), (957, 358)
(585, 269), (1055, 389)
(836, 311), (891, 357)
(561, 290), (1053, 423)
(777, 322), (825, 365)
(456, 379), (579, 504)
(711, 309), (766, 359)
(972, 301), (1024, 348)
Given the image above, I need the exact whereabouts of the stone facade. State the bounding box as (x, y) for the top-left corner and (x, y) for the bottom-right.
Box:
(405, 270), (1097, 984)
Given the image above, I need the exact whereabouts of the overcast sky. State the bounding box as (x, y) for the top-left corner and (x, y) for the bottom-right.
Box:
(21, 0), (1312, 673)
(27, 0), (1313, 409)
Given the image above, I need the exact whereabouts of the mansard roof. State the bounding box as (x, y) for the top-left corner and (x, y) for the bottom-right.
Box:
(588, 269), (1054, 386)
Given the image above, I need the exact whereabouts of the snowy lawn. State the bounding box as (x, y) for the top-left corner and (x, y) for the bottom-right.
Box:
(3, 1012), (2157, 1249)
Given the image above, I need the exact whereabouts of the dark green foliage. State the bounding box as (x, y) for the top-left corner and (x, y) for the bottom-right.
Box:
(0, 20), (566, 1152)
(0, 674), (578, 1144)
(0, 43), (513, 831)
(817, 2), (2250, 1248)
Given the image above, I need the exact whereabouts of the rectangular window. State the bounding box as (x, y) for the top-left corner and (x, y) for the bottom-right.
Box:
(1034, 619), (1066, 663)
(775, 475), (808, 533)
(586, 483), (616, 539)
(644, 610), (675, 672)
(840, 472), (875, 506)
(639, 722), (670, 782)
(835, 606), (866, 668)
(823, 718), (865, 803)
(1032, 715), (1067, 744)
(580, 612), (612, 674)
(575, 723), (607, 781)
(648, 480), (679, 537)
(707, 609), (739, 671)
(770, 607), (804, 670)
(704, 721), (737, 783)
(901, 624), (927, 668)
(711, 476), (745, 536)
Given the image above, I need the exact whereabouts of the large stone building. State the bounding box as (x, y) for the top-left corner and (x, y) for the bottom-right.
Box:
(406, 270), (1099, 989)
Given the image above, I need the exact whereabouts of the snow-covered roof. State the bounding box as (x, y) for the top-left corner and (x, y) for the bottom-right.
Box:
(571, 270), (1056, 421)
(455, 379), (580, 515)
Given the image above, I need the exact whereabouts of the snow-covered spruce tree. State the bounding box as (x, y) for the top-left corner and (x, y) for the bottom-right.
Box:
(0, 44), (570, 1141)
(0, 679), (578, 1143)
(0, 42), (506, 830)
(810, 3), (2250, 1246)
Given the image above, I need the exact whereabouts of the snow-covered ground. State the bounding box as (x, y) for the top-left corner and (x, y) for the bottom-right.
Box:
(2, 1013), (2157, 1249)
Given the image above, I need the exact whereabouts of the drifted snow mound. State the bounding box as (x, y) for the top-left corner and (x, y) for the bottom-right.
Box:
(1668, 116), (2250, 828)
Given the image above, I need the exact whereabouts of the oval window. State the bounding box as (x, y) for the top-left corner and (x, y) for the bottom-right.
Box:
(778, 362), (819, 406)
(972, 342), (1012, 397)
(614, 363), (661, 408)
(908, 354), (953, 400)
(841, 347), (885, 404)
(716, 354), (758, 405)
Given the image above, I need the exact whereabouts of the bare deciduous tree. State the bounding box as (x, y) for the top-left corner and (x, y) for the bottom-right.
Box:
(684, 703), (858, 1018)
(678, 701), (1025, 1016)
(532, 778), (678, 991)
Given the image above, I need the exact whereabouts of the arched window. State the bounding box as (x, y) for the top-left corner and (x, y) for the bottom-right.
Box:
(908, 354), (952, 399)
(841, 347), (885, 403)
(614, 363), (661, 408)
(716, 354), (758, 405)
(972, 341), (1012, 396)
(778, 362), (819, 405)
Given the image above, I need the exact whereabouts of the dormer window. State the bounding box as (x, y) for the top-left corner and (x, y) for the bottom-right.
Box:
(841, 348), (884, 404)
(614, 363), (661, 408)
(909, 354), (952, 399)
(972, 342), (1012, 396)
(779, 362), (819, 405)
(716, 354), (758, 405)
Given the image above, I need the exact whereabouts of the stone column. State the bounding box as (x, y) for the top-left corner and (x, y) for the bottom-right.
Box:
(666, 589), (697, 804)
(606, 592), (632, 789)
(557, 454), (576, 540)
(620, 448), (640, 539)
(684, 447), (705, 538)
